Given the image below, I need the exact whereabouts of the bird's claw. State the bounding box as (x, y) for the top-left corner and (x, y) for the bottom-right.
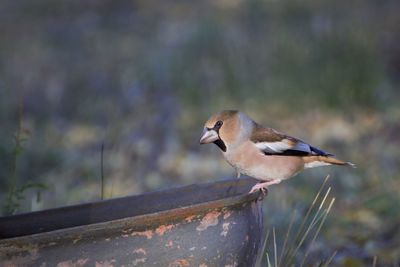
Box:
(249, 183), (268, 201)
(257, 187), (268, 200)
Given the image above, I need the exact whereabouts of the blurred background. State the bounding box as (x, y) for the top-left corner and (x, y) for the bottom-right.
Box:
(1, 0), (399, 265)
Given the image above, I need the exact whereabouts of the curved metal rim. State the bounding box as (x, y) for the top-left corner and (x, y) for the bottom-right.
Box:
(1, 190), (262, 245)
(0, 178), (263, 242)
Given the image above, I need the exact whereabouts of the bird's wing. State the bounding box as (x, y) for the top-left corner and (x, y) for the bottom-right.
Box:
(250, 124), (333, 156)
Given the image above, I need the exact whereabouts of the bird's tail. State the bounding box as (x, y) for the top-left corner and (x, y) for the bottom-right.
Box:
(303, 155), (355, 169)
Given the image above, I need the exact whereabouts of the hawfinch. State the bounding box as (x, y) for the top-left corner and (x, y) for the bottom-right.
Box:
(199, 110), (354, 194)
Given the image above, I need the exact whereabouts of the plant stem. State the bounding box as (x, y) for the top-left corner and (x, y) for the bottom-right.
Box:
(5, 99), (24, 214)
(101, 143), (105, 200)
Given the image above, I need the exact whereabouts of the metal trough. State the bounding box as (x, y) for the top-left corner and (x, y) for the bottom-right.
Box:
(0, 178), (265, 267)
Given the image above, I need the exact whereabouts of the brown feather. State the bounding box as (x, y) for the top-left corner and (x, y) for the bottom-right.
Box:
(250, 123), (287, 143)
(303, 155), (351, 166)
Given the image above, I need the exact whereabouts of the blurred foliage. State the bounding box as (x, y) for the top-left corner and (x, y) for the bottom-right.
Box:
(1, 101), (48, 215)
(1, 0), (400, 265)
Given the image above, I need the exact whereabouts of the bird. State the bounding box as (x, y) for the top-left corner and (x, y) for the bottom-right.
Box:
(199, 110), (354, 194)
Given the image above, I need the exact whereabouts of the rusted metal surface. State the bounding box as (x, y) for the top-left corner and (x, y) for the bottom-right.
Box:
(0, 178), (265, 267)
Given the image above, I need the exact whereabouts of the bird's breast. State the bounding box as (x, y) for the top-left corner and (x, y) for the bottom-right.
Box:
(223, 141), (304, 181)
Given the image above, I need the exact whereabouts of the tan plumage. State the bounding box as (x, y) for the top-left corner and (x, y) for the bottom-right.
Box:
(200, 110), (354, 193)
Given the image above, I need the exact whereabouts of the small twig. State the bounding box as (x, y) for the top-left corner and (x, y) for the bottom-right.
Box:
(100, 143), (105, 200)
(372, 255), (377, 267)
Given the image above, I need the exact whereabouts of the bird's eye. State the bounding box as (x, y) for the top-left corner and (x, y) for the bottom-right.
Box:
(215, 120), (223, 128)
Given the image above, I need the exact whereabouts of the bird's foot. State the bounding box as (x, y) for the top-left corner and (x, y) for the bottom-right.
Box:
(249, 183), (268, 194)
(249, 179), (281, 200)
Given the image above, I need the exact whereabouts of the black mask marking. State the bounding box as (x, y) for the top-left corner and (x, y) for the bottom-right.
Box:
(207, 120), (226, 152)
(213, 139), (227, 152)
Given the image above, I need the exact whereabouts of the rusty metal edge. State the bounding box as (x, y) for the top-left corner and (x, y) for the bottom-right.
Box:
(1, 178), (260, 239)
(0, 186), (263, 246)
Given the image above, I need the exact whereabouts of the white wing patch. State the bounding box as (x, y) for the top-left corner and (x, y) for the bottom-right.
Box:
(255, 138), (313, 154)
(255, 140), (292, 153)
(304, 161), (331, 168)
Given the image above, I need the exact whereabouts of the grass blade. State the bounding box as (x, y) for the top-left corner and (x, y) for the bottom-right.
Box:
(284, 186), (331, 266)
(284, 175), (330, 263)
(300, 198), (335, 267)
(322, 250), (337, 267)
(273, 227), (278, 267)
(266, 253), (272, 267)
(278, 210), (296, 266)
(256, 228), (270, 267)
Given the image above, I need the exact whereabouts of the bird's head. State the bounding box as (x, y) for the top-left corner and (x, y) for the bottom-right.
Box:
(199, 110), (242, 152)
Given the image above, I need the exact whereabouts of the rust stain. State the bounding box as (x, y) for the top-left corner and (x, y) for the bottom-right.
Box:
(165, 240), (174, 248)
(56, 258), (89, 267)
(1, 245), (39, 266)
(220, 222), (230, 237)
(131, 230), (153, 239)
(168, 259), (190, 267)
(184, 215), (196, 222)
(196, 211), (221, 231)
(31, 247), (39, 257)
(155, 224), (174, 236)
(225, 260), (238, 267)
(224, 262), (238, 267)
(132, 257), (146, 266)
(223, 210), (232, 220)
(95, 259), (115, 267)
(133, 248), (147, 255)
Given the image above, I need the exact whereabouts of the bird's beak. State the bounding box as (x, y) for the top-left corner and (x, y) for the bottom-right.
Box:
(199, 128), (219, 144)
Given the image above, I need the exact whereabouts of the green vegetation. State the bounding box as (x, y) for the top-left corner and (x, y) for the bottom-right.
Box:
(1, 0), (400, 265)
(2, 102), (48, 215)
